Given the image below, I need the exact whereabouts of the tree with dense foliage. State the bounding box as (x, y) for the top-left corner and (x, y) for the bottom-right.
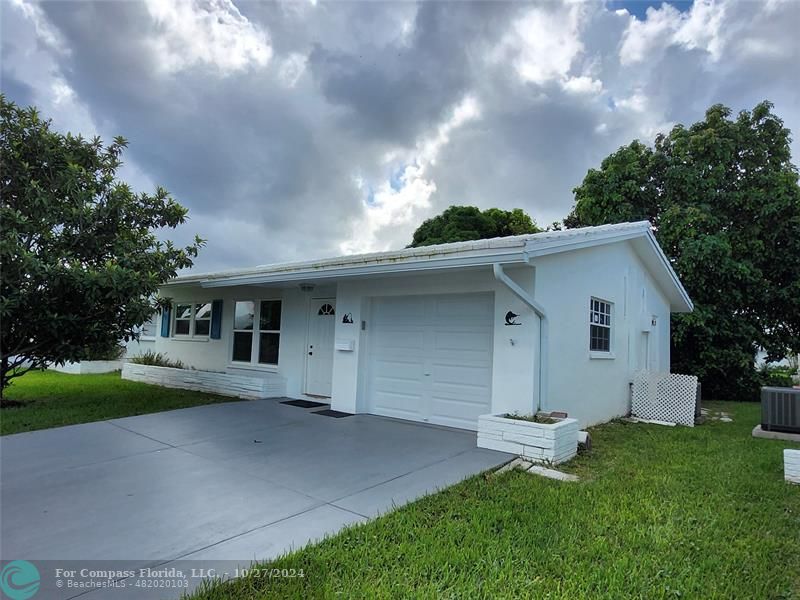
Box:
(0, 96), (204, 396)
(565, 101), (800, 399)
(410, 206), (541, 247)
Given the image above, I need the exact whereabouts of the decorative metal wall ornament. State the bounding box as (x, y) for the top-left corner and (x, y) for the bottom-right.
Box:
(504, 311), (521, 326)
(342, 312), (354, 324)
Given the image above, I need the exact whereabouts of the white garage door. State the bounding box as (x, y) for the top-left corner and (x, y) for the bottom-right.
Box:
(366, 293), (494, 430)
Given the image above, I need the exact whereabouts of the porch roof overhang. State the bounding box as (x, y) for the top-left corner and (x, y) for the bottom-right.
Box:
(163, 221), (693, 313)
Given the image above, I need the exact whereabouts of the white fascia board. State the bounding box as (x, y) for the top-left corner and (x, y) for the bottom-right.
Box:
(195, 248), (528, 288)
(642, 231), (693, 312)
(627, 234), (693, 313)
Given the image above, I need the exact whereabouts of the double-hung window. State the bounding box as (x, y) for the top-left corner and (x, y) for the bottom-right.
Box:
(232, 300), (282, 366)
(173, 302), (212, 338)
(174, 303), (193, 336)
(194, 303), (212, 336)
(589, 298), (613, 353)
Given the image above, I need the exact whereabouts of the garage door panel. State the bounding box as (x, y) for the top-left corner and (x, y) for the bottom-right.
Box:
(373, 296), (426, 323)
(429, 364), (491, 381)
(430, 363), (491, 387)
(367, 292), (494, 430)
(429, 401), (485, 429)
(433, 295), (493, 319)
(372, 391), (423, 418)
(431, 394), (492, 415)
(431, 382), (491, 404)
(370, 329), (425, 353)
(371, 359), (424, 381)
(433, 329), (493, 352)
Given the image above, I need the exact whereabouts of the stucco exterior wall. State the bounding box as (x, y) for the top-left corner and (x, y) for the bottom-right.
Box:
(531, 241), (672, 425)
(122, 337), (156, 360)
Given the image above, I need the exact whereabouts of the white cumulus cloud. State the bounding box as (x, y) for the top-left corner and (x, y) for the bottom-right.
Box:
(341, 96), (481, 255)
(620, 0), (727, 65)
(144, 0), (272, 74)
(495, 4), (587, 85)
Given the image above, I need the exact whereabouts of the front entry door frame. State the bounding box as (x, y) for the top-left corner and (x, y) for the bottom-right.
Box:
(305, 298), (336, 397)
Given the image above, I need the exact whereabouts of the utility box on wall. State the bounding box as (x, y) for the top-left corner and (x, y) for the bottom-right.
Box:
(335, 339), (355, 352)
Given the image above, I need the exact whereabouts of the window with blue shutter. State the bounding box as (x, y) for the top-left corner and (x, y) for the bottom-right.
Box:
(160, 306), (171, 337)
(210, 300), (223, 339)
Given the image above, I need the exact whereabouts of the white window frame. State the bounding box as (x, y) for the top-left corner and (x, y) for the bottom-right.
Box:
(134, 314), (158, 341)
(172, 302), (212, 340)
(589, 297), (615, 359)
(193, 302), (212, 337)
(229, 298), (282, 369)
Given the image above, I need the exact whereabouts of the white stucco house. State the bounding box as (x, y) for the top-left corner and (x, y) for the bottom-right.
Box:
(137, 221), (692, 429)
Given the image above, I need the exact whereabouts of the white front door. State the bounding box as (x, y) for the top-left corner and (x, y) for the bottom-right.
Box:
(305, 299), (336, 396)
(366, 293), (494, 430)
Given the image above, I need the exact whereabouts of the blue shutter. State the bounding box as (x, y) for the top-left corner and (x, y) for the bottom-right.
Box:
(160, 306), (171, 337)
(210, 300), (223, 339)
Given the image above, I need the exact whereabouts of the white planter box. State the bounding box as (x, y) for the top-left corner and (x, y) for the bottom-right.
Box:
(51, 360), (122, 374)
(477, 414), (580, 465)
(785, 449), (800, 484)
(121, 363), (286, 400)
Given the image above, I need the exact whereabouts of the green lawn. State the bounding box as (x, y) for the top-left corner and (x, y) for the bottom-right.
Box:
(189, 402), (800, 600)
(1, 370), (237, 435)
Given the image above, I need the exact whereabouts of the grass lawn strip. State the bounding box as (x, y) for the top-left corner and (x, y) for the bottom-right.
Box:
(1, 370), (238, 435)
(187, 401), (800, 599)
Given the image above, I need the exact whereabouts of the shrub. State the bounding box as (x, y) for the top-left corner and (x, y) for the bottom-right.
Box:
(758, 364), (796, 388)
(84, 345), (125, 361)
(505, 413), (560, 424)
(129, 351), (185, 369)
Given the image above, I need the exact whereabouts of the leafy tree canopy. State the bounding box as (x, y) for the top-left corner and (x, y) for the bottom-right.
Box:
(565, 101), (800, 399)
(410, 206), (541, 247)
(0, 96), (204, 394)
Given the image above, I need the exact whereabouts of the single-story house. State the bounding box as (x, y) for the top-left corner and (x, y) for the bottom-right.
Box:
(148, 221), (692, 429)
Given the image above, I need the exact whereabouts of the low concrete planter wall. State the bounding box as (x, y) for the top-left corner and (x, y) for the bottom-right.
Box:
(51, 360), (122, 375)
(122, 363), (286, 400)
(786, 449), (800, 484)
(477, 414), (580, 465)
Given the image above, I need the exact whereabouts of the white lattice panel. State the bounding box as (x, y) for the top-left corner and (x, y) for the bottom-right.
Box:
(632, 371), (698, 427)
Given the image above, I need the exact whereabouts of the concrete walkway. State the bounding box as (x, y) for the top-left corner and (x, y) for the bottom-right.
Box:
(1, 399), (509, 598)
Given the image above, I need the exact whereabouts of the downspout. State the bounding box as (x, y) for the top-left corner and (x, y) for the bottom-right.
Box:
(492, 263), (548, 412)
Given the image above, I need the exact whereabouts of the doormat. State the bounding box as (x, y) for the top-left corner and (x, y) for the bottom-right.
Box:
(281, 399), (329, 409)
(313, 409), (353, 418)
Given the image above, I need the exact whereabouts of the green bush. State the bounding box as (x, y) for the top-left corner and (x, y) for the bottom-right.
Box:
(129, 351), (185, 369)
(84, 345), (125, 361)
(758, 364), (796, 388)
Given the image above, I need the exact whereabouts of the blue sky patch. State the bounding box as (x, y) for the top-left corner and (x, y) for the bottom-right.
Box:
(389, 167), (406, 192)
(608, 0), (693, 20)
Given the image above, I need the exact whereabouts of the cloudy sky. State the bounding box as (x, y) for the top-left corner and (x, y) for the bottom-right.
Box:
(2, 0), (798, 272)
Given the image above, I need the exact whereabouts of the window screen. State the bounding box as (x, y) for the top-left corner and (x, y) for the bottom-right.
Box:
(590, 298), (612, 352)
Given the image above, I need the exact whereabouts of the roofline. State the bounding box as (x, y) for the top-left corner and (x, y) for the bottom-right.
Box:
(524, 227), (649, 258)
(196, 247), (528, 288)
(162, 220), (692, 312)
(166, 222), (650, 286)
(643, 229), (694, 312)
